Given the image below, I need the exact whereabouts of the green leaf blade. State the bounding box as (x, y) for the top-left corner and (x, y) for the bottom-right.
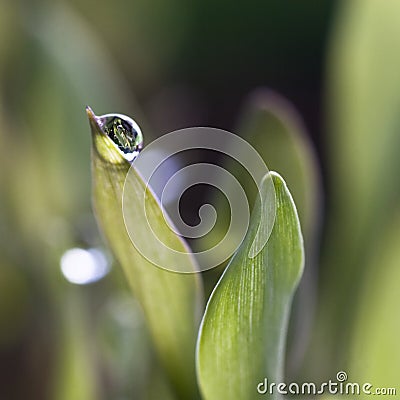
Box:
(197, 172), (304, 400)
(89, 109), (203, 399)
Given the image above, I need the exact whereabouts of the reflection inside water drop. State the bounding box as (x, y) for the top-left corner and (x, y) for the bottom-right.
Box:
(101, 114), (143, 162)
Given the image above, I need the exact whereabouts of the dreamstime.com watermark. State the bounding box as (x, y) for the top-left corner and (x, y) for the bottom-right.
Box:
(257, 371), (397, 396)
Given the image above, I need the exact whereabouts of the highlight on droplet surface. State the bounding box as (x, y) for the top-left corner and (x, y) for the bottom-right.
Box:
(60, 247), (110, 285)
(86, 106), (143, 162)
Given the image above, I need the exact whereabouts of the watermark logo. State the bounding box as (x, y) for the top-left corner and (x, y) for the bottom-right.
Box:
(122, 127), (276, 273)
(257, 371), (397, 396)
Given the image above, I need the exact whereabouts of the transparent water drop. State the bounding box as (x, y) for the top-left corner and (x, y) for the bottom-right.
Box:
(97, 111), (143, 162)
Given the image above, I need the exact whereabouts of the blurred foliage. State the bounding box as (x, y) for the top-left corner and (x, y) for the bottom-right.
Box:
(313, 0), (400, 377)
(1, 0), (400, 398)
(52, 292), (99, 400)
(348, 214), (400, 397)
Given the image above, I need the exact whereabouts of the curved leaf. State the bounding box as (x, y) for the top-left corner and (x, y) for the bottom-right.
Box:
(197, 172), (304, 400)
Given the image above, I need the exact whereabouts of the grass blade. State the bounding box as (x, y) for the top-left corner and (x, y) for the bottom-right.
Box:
(88, 108), (203, 399)
(197, 172), (304, 400)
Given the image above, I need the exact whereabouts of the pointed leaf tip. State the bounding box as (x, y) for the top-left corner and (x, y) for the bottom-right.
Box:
(85, 105), (97, 125)
(87, 107), (127, 165)
(85, 105), (95, 118)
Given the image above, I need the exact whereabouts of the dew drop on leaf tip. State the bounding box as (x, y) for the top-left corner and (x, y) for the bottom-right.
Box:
(87, 106), (143, 162)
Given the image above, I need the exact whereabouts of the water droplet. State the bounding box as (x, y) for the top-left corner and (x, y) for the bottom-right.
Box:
(98, 112), (143, 162)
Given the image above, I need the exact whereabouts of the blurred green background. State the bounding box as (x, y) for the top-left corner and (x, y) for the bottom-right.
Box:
(1, 0), (400, 399)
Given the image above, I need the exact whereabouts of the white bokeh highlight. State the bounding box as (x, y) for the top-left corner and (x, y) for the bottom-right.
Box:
(60, 247), (110, 285)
